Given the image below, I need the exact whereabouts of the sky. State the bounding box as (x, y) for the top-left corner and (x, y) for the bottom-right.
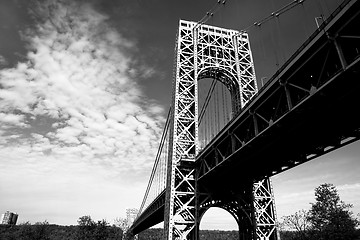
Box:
(0, 0), (359, 231)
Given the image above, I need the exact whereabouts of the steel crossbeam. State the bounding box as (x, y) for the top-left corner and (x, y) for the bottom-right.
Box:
(253, 179), (279, 239)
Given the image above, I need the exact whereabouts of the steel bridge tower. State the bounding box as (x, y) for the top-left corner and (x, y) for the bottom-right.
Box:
(164, 19), (279, 240)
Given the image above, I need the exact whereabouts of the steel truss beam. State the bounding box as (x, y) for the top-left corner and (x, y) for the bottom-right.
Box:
(196, 0), (360, 182)
(253, 178), (279, 240)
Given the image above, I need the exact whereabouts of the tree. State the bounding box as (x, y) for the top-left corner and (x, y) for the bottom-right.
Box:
(76, 215), (122, 240)
(282, 209), (311, 240)
(77, 215), (96, 240)
(17, 220), (50, 240)
(113, 217), (127, 231)
(308, 183), (359, 240)
(93, 219), (109, 240)
(77, 215), (95, 227)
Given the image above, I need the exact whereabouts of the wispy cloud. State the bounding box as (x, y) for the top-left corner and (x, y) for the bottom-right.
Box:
(0, 0), (165, 222)
(0, 55), (8, 66)
(0, 0), (164, 176)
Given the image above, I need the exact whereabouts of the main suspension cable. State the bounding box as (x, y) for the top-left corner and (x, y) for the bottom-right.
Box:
(193, 0), (227, 30)
(139, 107), (172, 214)
(237, 0), (308, 34)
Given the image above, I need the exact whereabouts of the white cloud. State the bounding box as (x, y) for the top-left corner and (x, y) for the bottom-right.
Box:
(0, 0), (165, 223)
(0, 54), (8, 66)
(0, 112), (28, 128)
(0, 0), (164, 172)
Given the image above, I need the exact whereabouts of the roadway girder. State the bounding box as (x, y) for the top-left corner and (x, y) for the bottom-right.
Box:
(129, 1), (360, 239)
(196, 0), (360, 186)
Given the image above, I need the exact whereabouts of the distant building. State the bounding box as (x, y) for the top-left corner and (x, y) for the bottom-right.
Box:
(0, 211), (18, 225)
(122, 208), (139, 240)
(126, 208), (138, 226)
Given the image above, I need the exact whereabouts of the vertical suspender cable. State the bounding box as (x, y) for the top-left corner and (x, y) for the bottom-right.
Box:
(270, 20), (280, 69)
(215, 84), (219, 135)
(269, 0), (279, 69)
(275, 16), (287, 65)
(221, 83), (226, 127)
(199, 79), (217, 124)
(206, 107), (209, 145)
(300, 2), (311, 38)
(316, 0), (325, 19)
(209, 92), (211, 141)
(203, 110), (206, 148)
(319, 0), (331, 18)
(226, 86), (230, 122)
(211, 89), (215, 138)
(139, 107), (171, 214)
(214, 87), (217, 137)
(215, 83), (218, 133)
(257, 25), (267, 63)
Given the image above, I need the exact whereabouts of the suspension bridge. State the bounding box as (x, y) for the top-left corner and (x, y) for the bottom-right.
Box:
(126, 0), (360, 239)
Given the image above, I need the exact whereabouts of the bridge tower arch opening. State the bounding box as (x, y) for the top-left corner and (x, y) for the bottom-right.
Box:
(197, 67), (239, 150)
(197, 66), (241, 112)
(164, 19), (278, 240)
(199, 207), (238, 234)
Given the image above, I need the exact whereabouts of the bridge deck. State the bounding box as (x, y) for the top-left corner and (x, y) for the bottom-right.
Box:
(130, 0), (360, 234)
(196, 0), (360, 193)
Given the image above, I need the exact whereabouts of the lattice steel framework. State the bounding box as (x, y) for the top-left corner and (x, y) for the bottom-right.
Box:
(253, 179), (279, 240)
(164, 19), (278, 240)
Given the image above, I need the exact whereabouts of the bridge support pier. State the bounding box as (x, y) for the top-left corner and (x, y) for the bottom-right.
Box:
(196, 177), (278, 240)
(253, 178), (279, 240)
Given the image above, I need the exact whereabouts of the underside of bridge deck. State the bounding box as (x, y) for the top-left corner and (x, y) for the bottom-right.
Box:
(128, 1), (360, 239)
(196, 0), (360, 193)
